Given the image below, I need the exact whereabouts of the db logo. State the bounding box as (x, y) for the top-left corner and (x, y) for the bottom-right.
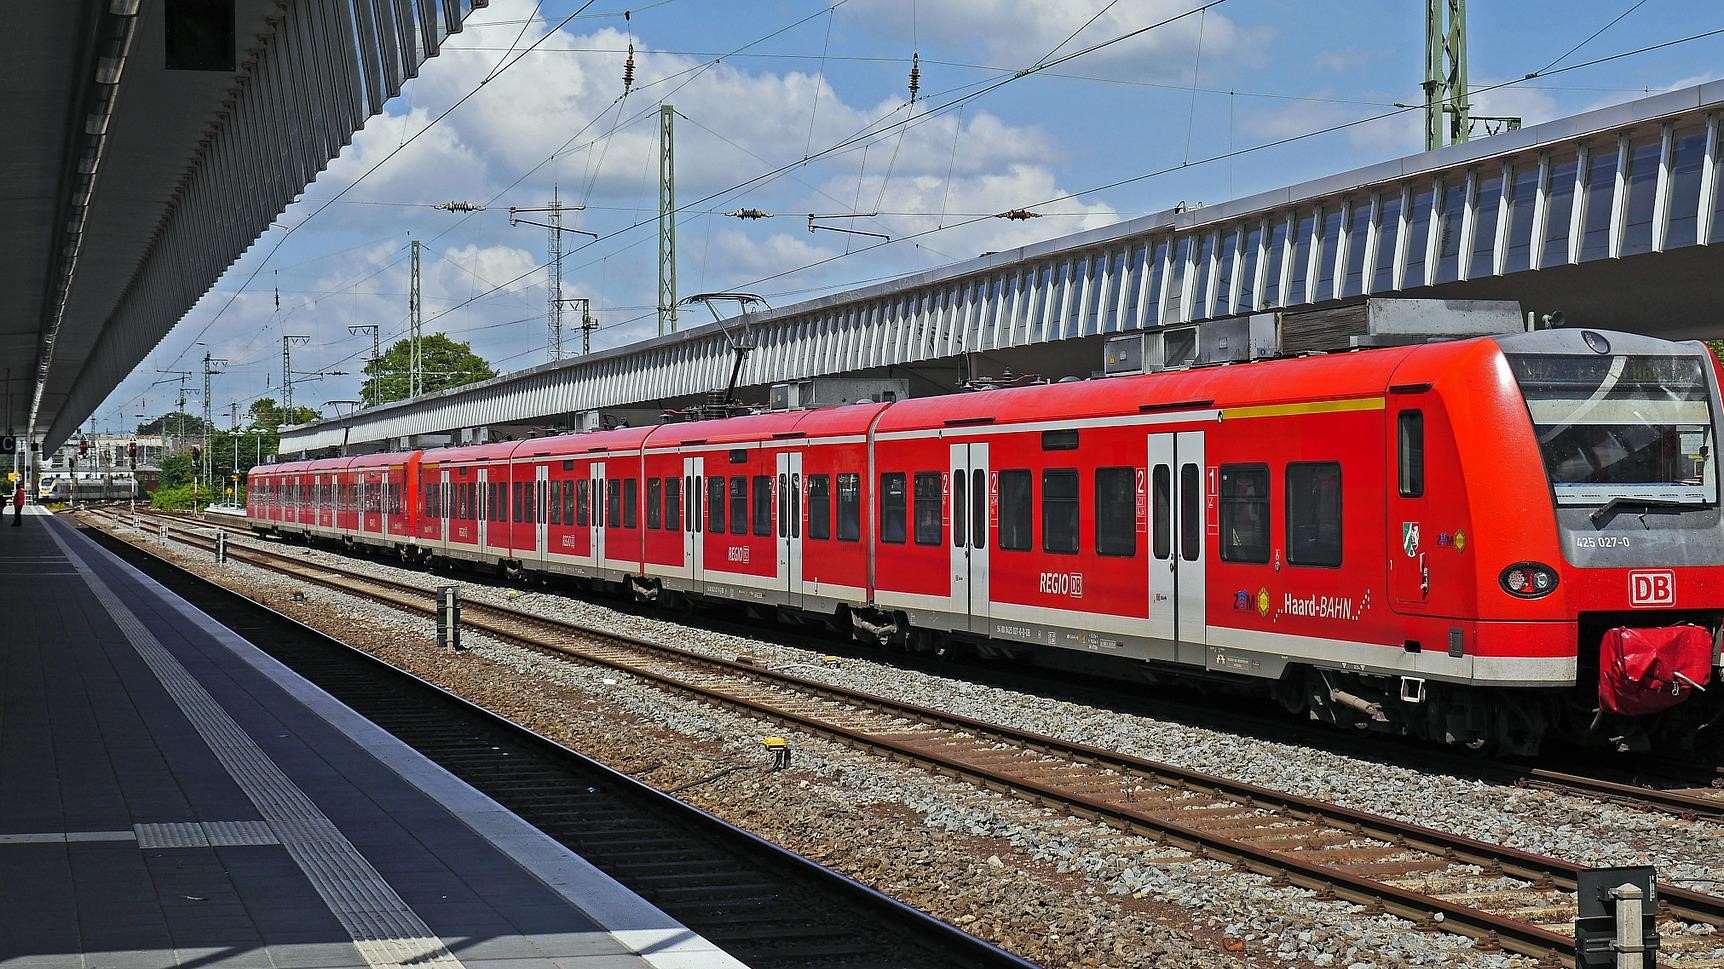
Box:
(1629, 570), (1675, 607)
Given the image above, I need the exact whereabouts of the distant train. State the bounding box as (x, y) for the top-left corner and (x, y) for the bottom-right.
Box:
(36, 471), (148, 503)
(248, 326), (1724, 754)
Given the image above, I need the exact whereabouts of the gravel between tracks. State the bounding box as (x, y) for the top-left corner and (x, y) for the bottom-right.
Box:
(101, 513), (1707, 968)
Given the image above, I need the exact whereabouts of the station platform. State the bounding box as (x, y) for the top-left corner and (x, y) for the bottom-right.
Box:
(1, 507), (747, 969)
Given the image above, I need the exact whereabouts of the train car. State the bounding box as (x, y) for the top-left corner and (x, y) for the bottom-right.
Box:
(526, 427), (656, 583)
(246, 324), (1724, 752)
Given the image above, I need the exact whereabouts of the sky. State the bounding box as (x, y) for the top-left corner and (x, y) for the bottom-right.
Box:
(93, 0), (1724, 431)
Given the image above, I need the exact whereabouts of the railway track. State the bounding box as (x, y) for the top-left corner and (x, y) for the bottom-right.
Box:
(135, 506), (1724, 824)
(84, 507), (1724, 965)
(79, 511), (1033, 969)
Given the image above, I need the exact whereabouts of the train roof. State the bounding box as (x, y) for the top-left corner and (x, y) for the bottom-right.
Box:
(643, 403), (886, 448)
(346, 450), (413, 468)
(420, 439), (519, 464)
(515, 425), (657, 457)
(872, 341), (1432, 433)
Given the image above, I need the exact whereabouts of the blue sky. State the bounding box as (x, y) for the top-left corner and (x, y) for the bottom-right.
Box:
(96, 0), (1724, 430)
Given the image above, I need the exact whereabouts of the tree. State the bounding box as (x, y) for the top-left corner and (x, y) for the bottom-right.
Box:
(138, 411), (212, 439)
(247, 398), (320, 430)
(362, 334), (496, 406)
(157, 452), (195, 489)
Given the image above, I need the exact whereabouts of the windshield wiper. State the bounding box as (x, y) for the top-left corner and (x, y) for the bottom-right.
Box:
(1589, 495), (1701, 525)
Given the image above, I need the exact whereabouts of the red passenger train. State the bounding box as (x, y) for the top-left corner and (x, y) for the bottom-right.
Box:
(248, 327), (1724, 753)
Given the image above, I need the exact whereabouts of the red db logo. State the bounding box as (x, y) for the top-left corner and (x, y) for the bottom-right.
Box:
(1629, 570), (1675, 607)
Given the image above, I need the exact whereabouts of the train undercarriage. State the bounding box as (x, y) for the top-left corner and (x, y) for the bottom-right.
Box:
(261, 525), (1723, 756)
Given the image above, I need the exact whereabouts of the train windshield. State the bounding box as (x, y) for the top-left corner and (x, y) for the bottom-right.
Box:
(1507, 353), (1717, 507)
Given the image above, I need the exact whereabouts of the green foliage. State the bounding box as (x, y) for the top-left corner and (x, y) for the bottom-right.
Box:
(158, 452), (195, 489)
(1706, 341), (1724, 363)
(362, 334), (496, 406)
(150, 484), (204, 512)
(247, 398), (321, 429)
(138, 411), (213, 438)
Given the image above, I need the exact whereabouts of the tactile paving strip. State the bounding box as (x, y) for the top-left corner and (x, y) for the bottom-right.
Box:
(50, 526), (465, 969)
(133, 820), (282, 848)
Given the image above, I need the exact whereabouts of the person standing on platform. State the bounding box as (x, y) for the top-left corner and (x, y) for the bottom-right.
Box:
(11, 481), (23, 526)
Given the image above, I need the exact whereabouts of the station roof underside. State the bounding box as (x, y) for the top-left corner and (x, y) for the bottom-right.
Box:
(2, 0), (484, 454)
(279, 81), (1724, 454)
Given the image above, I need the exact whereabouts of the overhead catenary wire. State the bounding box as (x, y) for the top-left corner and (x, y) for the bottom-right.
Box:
(112, 10), (1724, 424)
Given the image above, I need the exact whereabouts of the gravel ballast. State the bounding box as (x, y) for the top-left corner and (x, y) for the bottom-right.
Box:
(91, 512), (1719, 968)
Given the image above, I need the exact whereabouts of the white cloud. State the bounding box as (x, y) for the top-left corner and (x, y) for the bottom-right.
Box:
(849, 0), (1267, 81)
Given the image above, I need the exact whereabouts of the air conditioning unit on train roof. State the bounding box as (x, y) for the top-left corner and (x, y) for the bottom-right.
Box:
(1279, 298), (1523, 353)
(1104, 299), (1522, 377)
(769, 377), (910, 411)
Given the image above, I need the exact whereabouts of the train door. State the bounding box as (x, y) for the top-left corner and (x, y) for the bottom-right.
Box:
(949, 442), (991, 631)
(589, 462), (607, 570)
(1148, 431), (1207, 648)
(682, 455), (704, 591)
(776, 451), (804, 605)
(477, 469), (489, 549)
(437, 469), (450, 545)
(534, 464), (549, 564)
(1389, 397), (1430, 610)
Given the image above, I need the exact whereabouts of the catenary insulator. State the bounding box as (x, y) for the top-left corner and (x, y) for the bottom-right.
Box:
(908, 52), (920, 103)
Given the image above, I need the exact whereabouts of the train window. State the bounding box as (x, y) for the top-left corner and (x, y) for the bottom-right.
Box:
(913, 472), (942, 546)
(880, 472), (907, 543)
(807, 475), (831, 540)
(1398, 411), (1424, 497)
(730, 448), (748, 464)
(779, 473), (790, 538)
(952, 469), (967, 547)
(1287, 462), (1343, 567)
(791, 474), (801, 539)
(510, 482), (522, 523)
(709, 476), (726, 532)
(837, 473), (861, 542)
(576, 480), (590, 526)
(592, 477), (603, 526)
(647, 478), (661, 529)
(665, 477), (681, 531)
(684, 475), (693, 531)
(1219, 465), (1270, 563)
(624, 479), (638, 528)
(693, 475), (703, 533)
(564, 479), (576, 525)
(549, 480), (563, 525)
(971, 469), (986, 549)
(1152, 466), (1171, 559)
(1095, 467), (1136, 557)
(563, 460), (574, 471)
(998, 469), (1032, 551)
(607, 479), (622, 528)
(1180, 464), (1201, 561)
(753, 475), (772, 536)
(730, 476), (748, 535)
(1042, 429), (1079, 451)
(1042, 469), (1079, 554)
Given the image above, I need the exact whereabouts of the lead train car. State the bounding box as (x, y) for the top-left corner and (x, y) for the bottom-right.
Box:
(248, 328), (1724, 753)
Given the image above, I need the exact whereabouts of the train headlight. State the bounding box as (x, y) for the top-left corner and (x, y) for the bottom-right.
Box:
(1500, 562), (1559, 599)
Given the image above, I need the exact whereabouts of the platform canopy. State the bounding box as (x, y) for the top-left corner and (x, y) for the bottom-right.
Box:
(1, 0), (485, 454)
